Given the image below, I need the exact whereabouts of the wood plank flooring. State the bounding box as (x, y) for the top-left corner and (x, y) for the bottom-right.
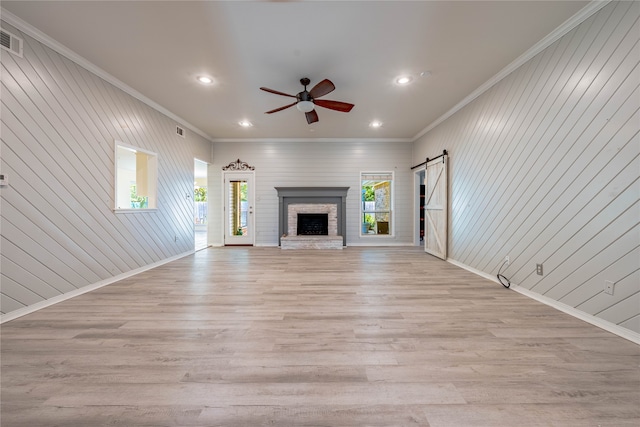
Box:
(1, 247), (639, 426)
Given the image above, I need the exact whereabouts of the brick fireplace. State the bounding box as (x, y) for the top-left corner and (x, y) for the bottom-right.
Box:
(287, 203), (337, 236)
(275, 187), (349, 248)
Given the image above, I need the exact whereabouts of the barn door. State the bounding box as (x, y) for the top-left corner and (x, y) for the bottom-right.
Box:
(424, 151), (448, 259)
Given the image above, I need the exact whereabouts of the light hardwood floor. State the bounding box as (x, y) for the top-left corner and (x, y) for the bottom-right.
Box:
(1, 247), (639, 426)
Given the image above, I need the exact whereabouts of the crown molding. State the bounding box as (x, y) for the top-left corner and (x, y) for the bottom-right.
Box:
(412, 0), (611, 142)
(209, 137), (414, 144)
(1, 8), (214, 142)
(2, 1), (610, 146)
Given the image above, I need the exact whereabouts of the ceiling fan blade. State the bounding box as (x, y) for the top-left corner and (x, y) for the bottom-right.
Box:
(313, 99), (354, 112)
(305, 109), (319, 124)
(260, 87), (297, 98)
(265, 101), (297, 114)
(309, 79), (335, 99)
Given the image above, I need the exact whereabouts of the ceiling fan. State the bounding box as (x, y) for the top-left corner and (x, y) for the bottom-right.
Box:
(260, 78), (354, 124)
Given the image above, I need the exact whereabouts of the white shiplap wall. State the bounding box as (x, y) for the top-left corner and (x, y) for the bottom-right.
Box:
(413, 1), (640, 335)
(0, 21), (212, 317)
(209, 141), (413, 247)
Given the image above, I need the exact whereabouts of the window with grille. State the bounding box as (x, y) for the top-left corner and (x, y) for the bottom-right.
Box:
(361, 172), (393, 236)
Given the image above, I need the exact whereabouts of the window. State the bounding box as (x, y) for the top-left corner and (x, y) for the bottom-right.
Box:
(361, 172), (393, 236)
(115, 142), (157, 210)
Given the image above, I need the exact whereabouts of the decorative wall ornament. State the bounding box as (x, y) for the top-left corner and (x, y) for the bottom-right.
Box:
(222, 158), (255, 171)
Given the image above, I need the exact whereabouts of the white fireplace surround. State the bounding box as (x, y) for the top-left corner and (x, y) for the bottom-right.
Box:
(287, 204), (338, 236)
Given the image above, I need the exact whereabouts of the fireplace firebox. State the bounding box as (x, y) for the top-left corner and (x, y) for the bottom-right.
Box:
(297, 213), (329, 235)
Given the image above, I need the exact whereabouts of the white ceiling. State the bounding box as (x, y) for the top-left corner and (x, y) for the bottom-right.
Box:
(2, 1), (589, 142)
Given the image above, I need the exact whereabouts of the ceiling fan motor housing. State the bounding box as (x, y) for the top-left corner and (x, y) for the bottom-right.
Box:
(297, 90), (312, 102)
(296, 80), (314, 113)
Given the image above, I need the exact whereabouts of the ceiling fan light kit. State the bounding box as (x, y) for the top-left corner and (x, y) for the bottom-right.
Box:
(296, 100), (314, 113)
(261, 77), (354, 124)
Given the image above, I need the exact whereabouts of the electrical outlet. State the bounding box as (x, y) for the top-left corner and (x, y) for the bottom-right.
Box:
(604, 280), (615, 295)
(536, 264), (543, 275)
(505, 256), (510, 265)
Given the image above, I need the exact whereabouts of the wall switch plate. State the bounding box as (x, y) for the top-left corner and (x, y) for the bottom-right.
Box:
(0, 173), (7, 186)
(536, 264), (543, 275)
(505, 256), (510, 265)
(604, 280), (615, 295)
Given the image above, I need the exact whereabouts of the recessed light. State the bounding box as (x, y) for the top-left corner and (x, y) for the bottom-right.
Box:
(197, 76), (213, 84)
(369, 121), (383, 128)
(395, 76), (412, 85)
(238, 120), (253, 128)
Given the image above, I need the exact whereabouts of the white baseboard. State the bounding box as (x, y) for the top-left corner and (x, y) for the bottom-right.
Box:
(347, 242), (415, 247)
(8, 248), (636, 345)
(257, 242), (414, 248)
(447, 258), (640, 346)
(1, 250), (195, 324)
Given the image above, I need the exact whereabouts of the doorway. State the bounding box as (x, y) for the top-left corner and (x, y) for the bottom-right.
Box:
(194, 159), (208, 250)
(223, 171), (255, 245)
(414, 168), (426, 246)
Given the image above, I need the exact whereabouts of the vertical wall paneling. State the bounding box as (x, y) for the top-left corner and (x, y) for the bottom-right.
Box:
(0, 20), (212, 318)
(412, 1), (640, 336)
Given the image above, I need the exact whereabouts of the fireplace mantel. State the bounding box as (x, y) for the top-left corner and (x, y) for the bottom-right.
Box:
(275, 187), (349, 246)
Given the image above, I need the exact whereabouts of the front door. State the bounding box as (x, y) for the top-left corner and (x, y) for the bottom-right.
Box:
(224, 172), (255, 245)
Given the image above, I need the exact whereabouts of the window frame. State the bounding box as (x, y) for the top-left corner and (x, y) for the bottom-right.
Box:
(114, 140), (158, 212)
(360, 171), (394, 237)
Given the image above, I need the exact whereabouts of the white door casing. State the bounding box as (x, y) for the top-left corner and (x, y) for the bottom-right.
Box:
(223, 171), (255, 245)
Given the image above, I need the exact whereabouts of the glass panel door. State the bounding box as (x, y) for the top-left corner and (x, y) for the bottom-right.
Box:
(224, 172), (254, 245)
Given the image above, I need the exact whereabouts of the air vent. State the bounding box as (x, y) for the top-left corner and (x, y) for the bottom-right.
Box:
(1, 29), (23, 58)
(176, 125), (185, 138)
